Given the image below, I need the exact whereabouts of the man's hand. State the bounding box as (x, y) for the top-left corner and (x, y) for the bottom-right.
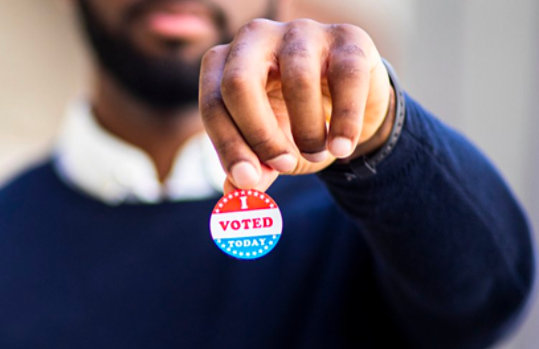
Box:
(199, 19), (392, 193)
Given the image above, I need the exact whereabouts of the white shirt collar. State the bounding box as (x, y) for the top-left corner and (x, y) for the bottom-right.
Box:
(53, 101), (225, 205)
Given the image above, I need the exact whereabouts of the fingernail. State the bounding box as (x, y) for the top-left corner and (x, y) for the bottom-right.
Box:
(230, 161), (259, 188)
(301, 150), (329, 163)
(266, 154), (297, 173)
(329, 137), (353, 158)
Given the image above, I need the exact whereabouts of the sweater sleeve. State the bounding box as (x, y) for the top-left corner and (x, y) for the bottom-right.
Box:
(317, 92), (535, 348)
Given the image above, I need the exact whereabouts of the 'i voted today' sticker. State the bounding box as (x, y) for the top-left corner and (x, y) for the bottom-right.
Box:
(210, 189), (283, 260)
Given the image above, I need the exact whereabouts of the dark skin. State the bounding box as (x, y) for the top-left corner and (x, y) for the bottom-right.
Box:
(81, 0), (393, 189)
(93, 66), (204, 182)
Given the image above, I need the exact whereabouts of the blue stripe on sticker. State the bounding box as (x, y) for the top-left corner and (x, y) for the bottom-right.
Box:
(214, 234), (281, 260)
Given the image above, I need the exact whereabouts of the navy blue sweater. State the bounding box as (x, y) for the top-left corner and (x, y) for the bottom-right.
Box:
(0, 95), (534, 348)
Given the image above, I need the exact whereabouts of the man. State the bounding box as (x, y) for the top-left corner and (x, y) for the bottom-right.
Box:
(0, 0), (534, 348)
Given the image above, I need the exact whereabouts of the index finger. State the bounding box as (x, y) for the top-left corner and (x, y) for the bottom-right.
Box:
(200, 44), (265, 189)
(220, 19), (299, 173)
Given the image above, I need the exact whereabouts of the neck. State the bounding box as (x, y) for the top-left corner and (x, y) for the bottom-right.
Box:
(91, 69), (204, 182)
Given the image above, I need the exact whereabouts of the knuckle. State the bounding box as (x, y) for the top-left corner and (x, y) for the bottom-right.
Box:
(293, 71), (313, 91)
(280, 40), (310, 59)
(281, 20), (321, 58)
(335, 107), (360, 121)
(338, 65), (363, 81)
(330, 58), (366, 80)
(202, 44), (227, 64)
(221, 70), (249, 96)
(294, 135), (326, 152)
(215, 138), (244, 163)
(249, 131), (273, 150)
(282, 66), (312, 91)
(330, 23), (365, 38)
(215, 137), (238, 154)
(248, 131), (283, 160)
(335, 43), (366, 58)
(329, 24), (375, 62)
(200, 92), (224, 118)
(227, 41), (248, 60)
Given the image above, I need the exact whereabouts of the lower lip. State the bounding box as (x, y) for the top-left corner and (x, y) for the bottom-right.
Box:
(146, 12), (213, 39)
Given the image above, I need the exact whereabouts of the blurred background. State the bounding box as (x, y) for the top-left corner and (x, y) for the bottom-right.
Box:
(0, 0), (537, 347)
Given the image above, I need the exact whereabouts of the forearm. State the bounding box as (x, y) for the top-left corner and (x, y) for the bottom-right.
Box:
(318, 91), (535, 348)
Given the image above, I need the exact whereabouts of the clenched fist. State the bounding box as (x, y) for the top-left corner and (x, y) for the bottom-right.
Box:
(199, 19), (393, 193)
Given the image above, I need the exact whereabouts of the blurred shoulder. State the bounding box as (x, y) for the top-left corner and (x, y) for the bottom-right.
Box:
(0, 159), (58, 204)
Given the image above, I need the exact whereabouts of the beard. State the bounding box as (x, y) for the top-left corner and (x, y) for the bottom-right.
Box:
(75, 0), (232, 111)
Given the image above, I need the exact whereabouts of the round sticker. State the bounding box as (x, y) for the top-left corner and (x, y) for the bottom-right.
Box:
(210, 189), (283, 260)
